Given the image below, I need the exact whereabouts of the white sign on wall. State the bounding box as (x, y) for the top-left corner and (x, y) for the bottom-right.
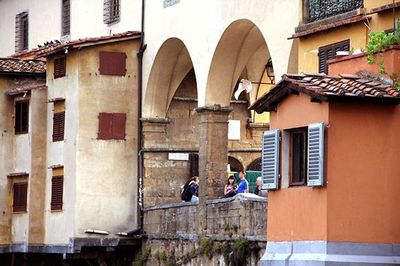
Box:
(228, 120), (241, 140)
(168, 153), (189, 161)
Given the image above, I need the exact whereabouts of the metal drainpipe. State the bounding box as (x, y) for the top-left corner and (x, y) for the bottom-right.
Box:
(137, 0), (146, 235)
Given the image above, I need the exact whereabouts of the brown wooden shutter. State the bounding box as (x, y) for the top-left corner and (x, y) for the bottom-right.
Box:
(98, 113), (113, 139)
(13, 182), (28, 212)
(53, 112), (65, 142)
(51, 176), (63, 211)
(61, 0), (70, 36)
(15, 12), (28, 52)
(112, 113), (126, 140)
(318, 39), (350, 74)
(103, 0), (120, 24)
(189, 153), (199, 177)
(99, 51), (127, 76)
(15, 100), (29, 134)
(54, 56), (66, 78)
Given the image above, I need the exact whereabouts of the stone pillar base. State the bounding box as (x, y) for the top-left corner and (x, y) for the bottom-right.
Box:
(261, 241), (400, 266)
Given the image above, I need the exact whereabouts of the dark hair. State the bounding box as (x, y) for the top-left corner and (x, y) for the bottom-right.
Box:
(227, 175), (235, 185)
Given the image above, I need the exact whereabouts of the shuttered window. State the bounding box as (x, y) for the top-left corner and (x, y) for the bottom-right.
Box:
(98, 112), (126, 140)
(99, 51), (127, 76)
(262, 130), (280, 190)
(61, 0), (70, 36)
(189, 153), (199, 177)
(290, 128), (308, 186)
(53, 112), (65, 142)
(307, 123), (325, 187)
(103, 0), (120, 24)
(51, 175), (63, 211)
(15, 11), (29, 52)
(318, 39), (350, 74)
(54, 56), (66, 78)
(13, 182), (28, 213)
(15, 100), (29, 134)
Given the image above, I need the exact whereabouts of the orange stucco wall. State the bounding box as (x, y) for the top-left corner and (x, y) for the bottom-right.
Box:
(268, 93), (329, 242)
(327, 102), (400, 244)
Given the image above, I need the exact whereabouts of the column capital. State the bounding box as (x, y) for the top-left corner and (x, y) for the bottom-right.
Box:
(195, 104), (233, 114)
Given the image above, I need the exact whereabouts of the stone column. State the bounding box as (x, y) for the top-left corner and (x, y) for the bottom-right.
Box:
(196, 105), (232, 202)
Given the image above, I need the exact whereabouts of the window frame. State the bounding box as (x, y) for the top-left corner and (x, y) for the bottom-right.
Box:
(15, 11), (29, 52)
(103, 0), (120, 25)
(15, 99), (29, 134)
(61, 0), (70, 37)
(289, 127), (308, 186)
(54, 56), (66, 79)
(318, 39), (350, 74)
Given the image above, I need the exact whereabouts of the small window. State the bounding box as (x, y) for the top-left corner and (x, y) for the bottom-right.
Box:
(98, 112), (126, 140)
(51, 167), (64, 211)
(103, 0), (120, 24)
(15, 11), (29, 52)
(289, 128), (308, 186)
(318, 39), (350, 74)
(53, 112), (65, 142)
(15, 100), (29, 134)
(61, 0), (70, 36)
(13, 182), (28, 213)
(99, 51), (127, 76)
(54, 56), (66, 78)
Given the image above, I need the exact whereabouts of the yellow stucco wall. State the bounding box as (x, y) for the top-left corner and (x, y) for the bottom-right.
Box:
(298, 0), (400, 74)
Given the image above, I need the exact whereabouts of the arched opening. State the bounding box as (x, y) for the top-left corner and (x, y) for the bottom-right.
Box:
(228, 156), (244, 172)
(247, 157), (262, 171)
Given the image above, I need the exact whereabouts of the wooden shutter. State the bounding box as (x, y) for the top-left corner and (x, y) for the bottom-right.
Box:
(15, 100), (29, 134)
(103, 0), (120, 24)
(51, 176), (63, 211)
(262, 130), (280, 190)
(189, 153), (199, 177)
(307, 123), (325, 187)
(99, 51), (127, 76)
(13, 182), (28, 212)
(54, 56), (66, 78)
(112, 113), (126, 140)
(15, 12), (28, 52)
(61, 0), (70, 36)
(98, 113), (113, 139)
(53, 112), (65, 141)
(318, 39), (350, 74)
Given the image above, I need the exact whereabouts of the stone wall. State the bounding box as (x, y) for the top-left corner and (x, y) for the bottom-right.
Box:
(142, 194), (267, 265)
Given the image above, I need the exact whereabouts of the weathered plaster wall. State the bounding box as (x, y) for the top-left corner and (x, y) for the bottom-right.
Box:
(0, 78), (14, 245)
(327, 102), (400, 244)
(75, 40), (139, 235)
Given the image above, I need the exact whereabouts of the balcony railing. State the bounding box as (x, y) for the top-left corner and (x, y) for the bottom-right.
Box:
(304, 0), (363, 23)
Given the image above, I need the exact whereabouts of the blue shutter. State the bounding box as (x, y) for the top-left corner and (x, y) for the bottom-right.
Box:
(307, 123), (324, 186)
(262, 130), (280, 190)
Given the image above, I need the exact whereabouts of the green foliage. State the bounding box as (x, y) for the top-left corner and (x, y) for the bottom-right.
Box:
(224, 223), (239, 237)
(199, 238), (214, 260)
(155, 250), (166, 263)
(232, 237), (249, 261)
(132, 248), (151, 266)
(221, 242), (232, 264)
(365, 31), (400, 64)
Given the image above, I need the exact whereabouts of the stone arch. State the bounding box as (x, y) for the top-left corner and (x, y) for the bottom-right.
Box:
(228, 156), (244, 172)
(143, 38), (196, 118)
(205, 19), (271, 107)
(246, 157), (262, 171)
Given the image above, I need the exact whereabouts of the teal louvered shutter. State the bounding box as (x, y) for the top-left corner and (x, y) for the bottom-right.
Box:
(262, 130), (280, 190)
(307, 123), (324, 186)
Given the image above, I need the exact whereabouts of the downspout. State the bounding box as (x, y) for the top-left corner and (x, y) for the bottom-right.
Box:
(137, 0), (146, 234)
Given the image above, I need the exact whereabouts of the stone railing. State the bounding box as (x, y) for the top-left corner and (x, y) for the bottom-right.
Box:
(143, 193), (267, 241)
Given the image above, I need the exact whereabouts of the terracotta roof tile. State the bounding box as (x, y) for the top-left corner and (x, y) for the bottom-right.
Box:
(250, 73), (400, 113)
(0, 58), (45, 74)
(13, 31), (141, 59)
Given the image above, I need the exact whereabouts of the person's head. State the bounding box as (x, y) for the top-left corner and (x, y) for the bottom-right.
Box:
(192, 176), (199, 184)
(239, 170), (245, 179)
(227, 175), (235, 185)
(256, 176), (262, 186)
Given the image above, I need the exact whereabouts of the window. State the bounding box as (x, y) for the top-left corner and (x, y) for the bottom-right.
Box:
(318, 39), (350, 74)
(189, 153), (199, 177)
(103, 0), (120, 24)
(54, 56), (66, 78)
(61, 0), (70, 36)
(289, 128), (307, 186)
(13, 182), (28, 212)
(99, 51), (127, 76)
(15, 100), (29, 134)
(262, 123), (325, 190)
(98, 112), (126, 140)
(53, 112), (65, 142)
(15, 11), (29, 52)
(51, 167), (64, 211)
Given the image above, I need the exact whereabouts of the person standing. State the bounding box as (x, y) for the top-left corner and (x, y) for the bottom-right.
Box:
(254, 176), (262, 195)
(237, 170), (249, 193)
